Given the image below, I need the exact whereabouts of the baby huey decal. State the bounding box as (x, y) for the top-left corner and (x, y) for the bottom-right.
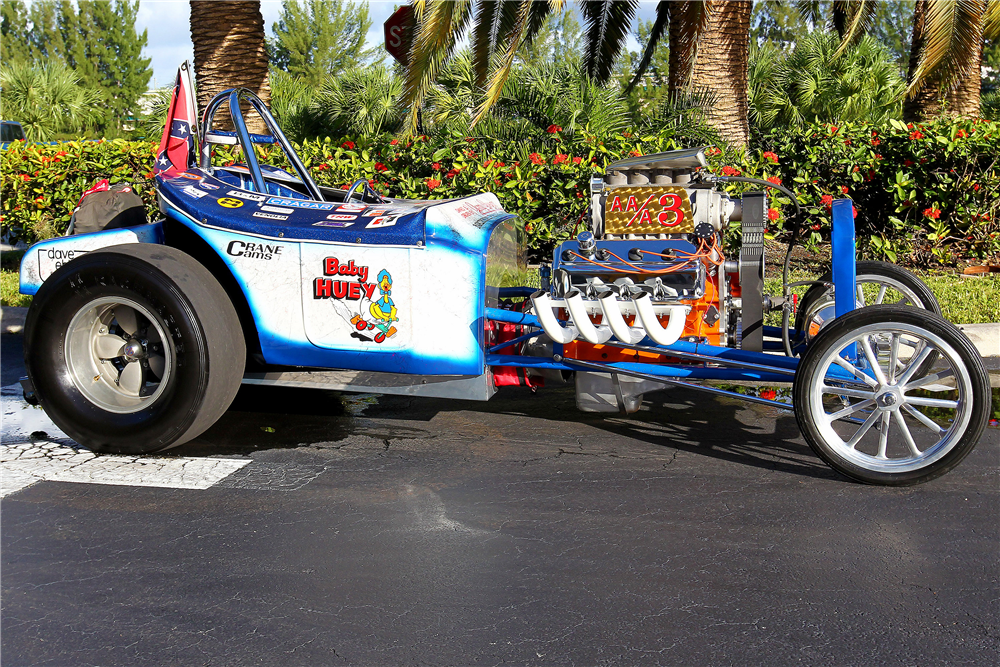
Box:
(312, 258), (399, 343)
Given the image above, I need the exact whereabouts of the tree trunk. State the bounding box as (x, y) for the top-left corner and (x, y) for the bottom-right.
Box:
(189, 0), (271, 132)
(903, 0), (983, 121)
(687, 0), (752, 150)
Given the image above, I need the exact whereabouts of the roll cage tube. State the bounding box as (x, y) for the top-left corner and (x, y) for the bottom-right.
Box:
(199, 88), (324, 202)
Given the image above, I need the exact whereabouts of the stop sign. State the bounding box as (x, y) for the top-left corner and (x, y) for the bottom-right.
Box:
(384, 5), (415, 66)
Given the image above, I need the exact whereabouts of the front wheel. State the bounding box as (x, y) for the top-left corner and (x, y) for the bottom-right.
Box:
(24, 244), (246, 454)
(793, 305), (989, 485)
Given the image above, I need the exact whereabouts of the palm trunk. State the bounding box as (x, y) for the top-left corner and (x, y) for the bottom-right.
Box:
(903, 0), (983, 121)
(189, 0), (271, 132)
(687, 0), (752, 150)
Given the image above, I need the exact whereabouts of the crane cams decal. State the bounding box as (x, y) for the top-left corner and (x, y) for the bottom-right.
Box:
(227, 240), (285, 260)
(313, 257), (399, 344)
(603, 186), (694, 235)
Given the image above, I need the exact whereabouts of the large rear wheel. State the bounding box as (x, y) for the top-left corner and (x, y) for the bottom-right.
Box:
(24, 244), (246, 454)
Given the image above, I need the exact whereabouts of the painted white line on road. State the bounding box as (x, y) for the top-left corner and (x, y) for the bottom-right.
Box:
(1, 384), (250, 497)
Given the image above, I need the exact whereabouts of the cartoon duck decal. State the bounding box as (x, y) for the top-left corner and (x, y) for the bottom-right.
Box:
(351, 268), (398, 343)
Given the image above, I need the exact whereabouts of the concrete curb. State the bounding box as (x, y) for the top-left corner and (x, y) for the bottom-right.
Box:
(2, 306), (27, 335)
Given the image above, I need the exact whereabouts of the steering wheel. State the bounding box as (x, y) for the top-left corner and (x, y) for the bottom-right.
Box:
(344, 178), (385, 204)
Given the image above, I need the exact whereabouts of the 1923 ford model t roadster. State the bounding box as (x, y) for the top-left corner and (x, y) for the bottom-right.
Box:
(18, 65), (990, 486)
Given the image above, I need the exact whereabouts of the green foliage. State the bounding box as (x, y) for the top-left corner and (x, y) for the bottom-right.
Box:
(4, 116), (997, 268)
(749, 31), (904, 134)
(722, 116), (1000, 266)
(0, 61), (106, 141)
(1, 139), (159, 245)
(310, 64), (404, 138)
(518, 11), (583, 69)
(269, 0), (379, 87)
(0, 0), (150, 132)
(752, 0), (812, 50)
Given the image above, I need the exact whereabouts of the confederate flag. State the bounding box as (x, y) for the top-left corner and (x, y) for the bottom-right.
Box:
(154, 61), (198, 175)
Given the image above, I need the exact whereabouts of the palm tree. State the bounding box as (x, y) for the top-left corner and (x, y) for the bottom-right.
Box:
(402, 0), (754, 148)
(0, 61), (105, 141)
(902, 0), (999, 120)
(189, 0), (271, 131)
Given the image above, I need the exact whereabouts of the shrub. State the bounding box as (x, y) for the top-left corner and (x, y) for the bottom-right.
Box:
(3, 116), (998, 266)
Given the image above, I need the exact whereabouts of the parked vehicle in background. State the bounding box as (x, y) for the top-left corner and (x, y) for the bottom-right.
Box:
(1, 121), (26, 146)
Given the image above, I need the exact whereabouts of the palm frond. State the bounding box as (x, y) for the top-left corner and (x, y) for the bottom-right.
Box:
(582, 0), (640, 84)
(667, 0), (712, 91)
(473, 0), (533, 125)
(402, 0), (473, 134)
(471, 1), (499, 88)
(794, 0), (825, 28)
(906, 0), (987, 98)
(626, 0), (670, 92)
(984, 0), (1000, 38)
(834, 0), (878, 56)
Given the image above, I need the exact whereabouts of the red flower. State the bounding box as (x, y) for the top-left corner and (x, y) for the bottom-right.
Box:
(529, 153), (545, 165)
(629, 150), (641, 157)
(465, 150), (477, 158)
(973, 183), (981, 191)
(497, 161), (506, 168)
(766, 176), (782, 185)
(810, 223), (822, 231)
(909, 130), (924, 140)
(760, 389), (777, 400)
(341, 140), (355, 150)
(390, 139), (399, 146)
(840, 186), (849, 194)
(762, 151), (778, 164)
(432, 162), (441, 170)
(446, 169), (458, 179)
(546, 124), (562, 133)
(706, 147), (722, 156)
(721, 165), (741, 176)
(904, 159), (914, 167)
(874, 154), (883, 160)
(843, 139), (852, 145)
(870, 138), (880, 146)
(374, 162), (388, 172)
(956, 129), (968, 138)
(820, 195), (833, 208)
(923, 207), (941, 219)
(553, 154), (568, 164)
(767, 208), (780, 221)
(829, 125), (839, 134)
(426, 178), (441, 190)
(572, 157), (582, 165)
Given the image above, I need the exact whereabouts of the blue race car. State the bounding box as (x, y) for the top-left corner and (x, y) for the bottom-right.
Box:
(18, 64), (990, 486)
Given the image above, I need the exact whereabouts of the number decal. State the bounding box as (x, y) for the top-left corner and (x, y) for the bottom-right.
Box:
(657, 193), (685, 227)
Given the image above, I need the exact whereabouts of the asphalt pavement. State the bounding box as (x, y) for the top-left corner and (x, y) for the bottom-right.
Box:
(2, 329), (998, 666)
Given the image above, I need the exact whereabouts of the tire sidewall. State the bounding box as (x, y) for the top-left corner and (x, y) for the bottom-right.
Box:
(26, 253), (211, 453)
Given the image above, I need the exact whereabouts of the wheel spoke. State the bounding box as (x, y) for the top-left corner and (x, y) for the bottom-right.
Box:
(904, 369), (954, 390)
(875, 284), (887, 305)
(888, 334), (899, 384)
(902, 403), (947, 436)
(856, 284), (865, 306)
(826, 398), (876, 423)
(877, 412), (891, 459)
(115, 306), (139, 336)
(903, 395), (959, 409)
(860, 336), (888, 386)
(846, 409), (882, 449)
(821, 384), (876, 399)
(94, 334), (126, 359)
(119, 361), (144, 395)
(832, 356), (879, 387)
(147, 353), (166, 379)
(896, 346), (933, 387)
(893, 410), (922, 457)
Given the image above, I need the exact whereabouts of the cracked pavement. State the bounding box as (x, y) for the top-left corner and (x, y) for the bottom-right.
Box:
(2, 331), (998, 666)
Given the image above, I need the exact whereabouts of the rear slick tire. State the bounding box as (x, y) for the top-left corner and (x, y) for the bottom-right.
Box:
(24, 244), (246, 454)
(793, 305), (988, 486)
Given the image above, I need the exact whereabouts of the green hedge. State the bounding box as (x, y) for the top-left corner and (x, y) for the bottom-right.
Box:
(2, 116), (998, 265)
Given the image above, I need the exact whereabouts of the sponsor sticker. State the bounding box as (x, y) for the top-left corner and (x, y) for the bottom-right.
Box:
(267, 197), (335, 210)
(177, 172), (201, 180)
(181, 185), (207, 199)
(325, 213), (357, 221)
(365, 216), (396, 229)
(252, 211), (288, 221)
(227, 189), (268, 202)
(313, 220), (355, 228)
(261, 204), (295, 214)
(217, 197), (244, 209)
(227, 240), (284, 260)
(335, 203), (366, 213)
(198, 181), (220, 190)
(38, 246), (87, 275)
(312, 259), (399, 344)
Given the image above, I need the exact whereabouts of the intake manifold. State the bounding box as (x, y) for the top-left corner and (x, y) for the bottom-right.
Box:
(530, 291), (691, 347)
